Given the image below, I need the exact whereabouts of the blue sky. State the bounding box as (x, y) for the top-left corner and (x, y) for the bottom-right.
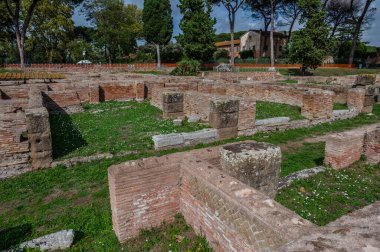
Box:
(73, 0), (380, 46)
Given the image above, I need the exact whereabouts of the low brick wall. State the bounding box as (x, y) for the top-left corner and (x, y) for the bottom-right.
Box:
(108, 154), (182, 242)
(301, 90), (334, 120)
(109, 144), (315, 250)
(43, 91), (83, 114)
(323, 124), (380, 169)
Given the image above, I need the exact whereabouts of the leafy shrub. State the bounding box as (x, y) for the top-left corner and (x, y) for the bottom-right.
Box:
(239, 50), (254, 59)
(171, 60), (201, 76)
(213, 49), (229, 59)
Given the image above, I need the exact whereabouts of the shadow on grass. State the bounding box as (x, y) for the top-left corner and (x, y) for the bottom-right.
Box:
(45, 96), (87, 159)
(0, 224), (33, 250)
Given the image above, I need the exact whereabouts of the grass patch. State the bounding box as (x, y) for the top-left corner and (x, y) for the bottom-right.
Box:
(277, 79), (298, 84)
(333, 103), (349, 110)
(281, 142), (325, 177)
(1, 104), (380, 250)
(276, 162), (380, 226)
(279, 68), (379, 76)
(0, 154), (211, 251)
(50, 101), (208, 160)
(252, 105), (380, 144)
(256, 101), (304, 121)
(0, 68), (22, 73)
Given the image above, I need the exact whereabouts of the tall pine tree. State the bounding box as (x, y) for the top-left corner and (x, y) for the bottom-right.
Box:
(177, 0), (217, 62)
(142, 0), (173, 68)
(287, 0), (332, 72)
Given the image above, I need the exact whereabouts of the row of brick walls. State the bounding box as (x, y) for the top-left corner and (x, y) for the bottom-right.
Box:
(108, 144), (315, 250)
(324, 125), (380, 169)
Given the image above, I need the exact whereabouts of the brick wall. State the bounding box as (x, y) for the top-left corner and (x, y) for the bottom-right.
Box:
(347, 88), (366, 113)
(109, 144), (314, 250)
(43, 91), (83, 114)
(301, 90), (334, 120)
(204, 71), (282, 82)
(364, 127), (380, 164)
(324, 131), (365, 169)
(108, 154), (182, 242)
(100, 83), (143, 102)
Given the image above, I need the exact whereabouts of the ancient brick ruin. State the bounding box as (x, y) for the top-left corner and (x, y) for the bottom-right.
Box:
(1, 70), (379, 179)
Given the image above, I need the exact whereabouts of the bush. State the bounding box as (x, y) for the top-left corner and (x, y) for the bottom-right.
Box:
(171, 60), (201, 76)
(213, 49), (229, 59)
(239, 50), (254, 59)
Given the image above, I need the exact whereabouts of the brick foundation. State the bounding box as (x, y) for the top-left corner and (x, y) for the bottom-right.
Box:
(364, 127), (380, 164)
(108, 143), (314, 250)
(301, 90), (334, 120)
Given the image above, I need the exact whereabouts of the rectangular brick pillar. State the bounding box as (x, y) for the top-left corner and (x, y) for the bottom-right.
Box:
(25, 107), (53, 170)
(324, 132), (365, 169)
(301, 90), (334, 120)
(135, 82), (145, 101)
(362, 86), (375, 113)
(347, 88), (366, 113)
(364, 127), (380, 164)
(108, 155), (181, 242)
(162, 92), (184, 119)
(238, 99), (256, 134)
(89, 84), (100, 104)
(209, 98), (239, 139)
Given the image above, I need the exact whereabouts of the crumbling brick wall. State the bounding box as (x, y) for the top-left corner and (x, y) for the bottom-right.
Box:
(108, 154), (182, 241)
(347, 88), (366, 113)
(364, 127), (380, 164)
(109, 144), (314, 250)
(301, 90), (334, 120)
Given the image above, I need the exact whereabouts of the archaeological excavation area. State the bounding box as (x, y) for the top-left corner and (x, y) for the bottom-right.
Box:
(0, 69), (380, 251)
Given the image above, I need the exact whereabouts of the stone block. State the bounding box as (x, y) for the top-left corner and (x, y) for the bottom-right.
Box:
(355, 74), (376, 86)
(364, 127), (380, 164)
(255, 117), (290, 126)
(163, 92), (184, 103)
(28, 132), (52, 153)
(210, 98), (239, 113)
(220, 142), (282, 198)
(173, 119), (183, 126)
(182, 129), (218, 145)
(89, 84), (100, 104)
(152, 133), (184, 149)
(217, 126), (238, 139)
(209, 112), (238, 129)
(187, 115), (200, 123)
(31, 150), (53, 169)
(238, 99), (256, 131)
(163, 102), (184, 113)
(20, 230), (75, 251)
(25, 108), (50, 134)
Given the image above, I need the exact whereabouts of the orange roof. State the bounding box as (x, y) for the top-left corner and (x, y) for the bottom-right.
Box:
(215, 39), (241, 47)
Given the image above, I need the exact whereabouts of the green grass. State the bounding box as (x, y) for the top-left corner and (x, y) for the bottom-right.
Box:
(276, 162), (380, 226)
(0, 154), (211, 251)
(279, 68), (379, 76)
(50, 101), (208, 160)
(281, 142), (325, 177)
(333, 103), (349, 110)
(0, 68), (22, 73)
(1, 104), (380, 250)
(256, 101), (304, 121)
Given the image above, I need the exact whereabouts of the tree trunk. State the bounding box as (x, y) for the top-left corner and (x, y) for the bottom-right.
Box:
(270, 0), (275, 67)
(288, 17), (296, 42)
(348, 26), (360, 65)
(156, 44), (161, 68)
(229, 13), (235, 66)
(263, 22), (269, 57)
(16, 33), (25, 68)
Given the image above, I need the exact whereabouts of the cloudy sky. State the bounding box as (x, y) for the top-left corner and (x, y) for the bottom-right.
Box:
(74, 0), (380, 46)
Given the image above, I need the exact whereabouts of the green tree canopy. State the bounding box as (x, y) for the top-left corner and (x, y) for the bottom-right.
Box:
(177, 0), (217, 62)
(84, 0), (142, 63)
(142, 0), (173, 67)
(286, 0), (333, 71)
